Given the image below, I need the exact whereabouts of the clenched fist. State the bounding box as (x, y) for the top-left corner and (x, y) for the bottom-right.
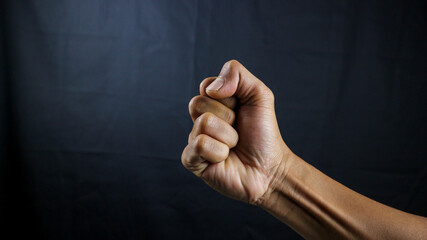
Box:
(181, 60), (291, 205)
(181, 60), (427, 239)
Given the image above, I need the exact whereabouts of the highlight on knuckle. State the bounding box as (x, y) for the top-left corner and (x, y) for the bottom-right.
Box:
(196, 112), (214, 132)
(181, 146), (190, 168)
(189, 95), (205, 115)
(194, 134), (209, 155)
(188, 97), (197, 113)
(228, 59), (241, 69)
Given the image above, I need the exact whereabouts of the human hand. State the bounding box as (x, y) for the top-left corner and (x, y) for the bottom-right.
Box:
(181, 60), (292, 205)
(183, 60), (427, 238)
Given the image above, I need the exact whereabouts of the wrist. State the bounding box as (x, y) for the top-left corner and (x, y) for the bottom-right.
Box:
(254, 146), (298, 209)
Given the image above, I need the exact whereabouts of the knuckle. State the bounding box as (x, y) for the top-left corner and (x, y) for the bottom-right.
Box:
(194, 134), (209, 155)
(188, 96), (197, 113)
(227, 59), (241, 69)
(195, 112), (214, 132)
(187, 131), (193, 144)
(193, 134), (209, 154)
(189, 95), (205, 115)
(181, 146), (190, 168)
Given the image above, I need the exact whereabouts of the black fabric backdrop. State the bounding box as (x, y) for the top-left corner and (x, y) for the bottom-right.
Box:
(1, 1), (426, 239)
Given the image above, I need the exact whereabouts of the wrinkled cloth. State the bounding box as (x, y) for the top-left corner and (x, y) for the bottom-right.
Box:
(0, 1), (426, 239)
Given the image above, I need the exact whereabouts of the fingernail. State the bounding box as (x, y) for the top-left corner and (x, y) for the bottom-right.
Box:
(206, 76), (224, 91)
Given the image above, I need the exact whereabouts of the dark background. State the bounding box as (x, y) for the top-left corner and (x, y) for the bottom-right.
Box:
(1, 1), (426, 239)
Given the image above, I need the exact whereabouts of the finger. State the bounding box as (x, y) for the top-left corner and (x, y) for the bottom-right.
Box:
(188, 95), (236, 125)
(181, 145), (208, 177)
(200, 77), (237, 109)
(188, 112), (238, 148)
(204, 60), (274, 107)
(181, 134), (229, 177)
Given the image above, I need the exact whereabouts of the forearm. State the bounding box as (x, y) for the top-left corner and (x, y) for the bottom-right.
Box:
(259, 153), (427, 240)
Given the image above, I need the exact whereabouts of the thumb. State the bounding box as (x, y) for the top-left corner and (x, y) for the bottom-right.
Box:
(205, 60), (273, 106)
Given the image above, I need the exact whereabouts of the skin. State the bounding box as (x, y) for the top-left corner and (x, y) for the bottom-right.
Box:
(181, 60), (427, 239)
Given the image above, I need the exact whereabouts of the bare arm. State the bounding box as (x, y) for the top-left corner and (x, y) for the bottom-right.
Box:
(181, 60), (427, 239)
(260, 152), (427, 239)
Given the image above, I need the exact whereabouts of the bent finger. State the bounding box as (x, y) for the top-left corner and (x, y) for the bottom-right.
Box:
(188, 112), (238, 148)
(182, 134), (229, 177)
(189, 95), (236, 125)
